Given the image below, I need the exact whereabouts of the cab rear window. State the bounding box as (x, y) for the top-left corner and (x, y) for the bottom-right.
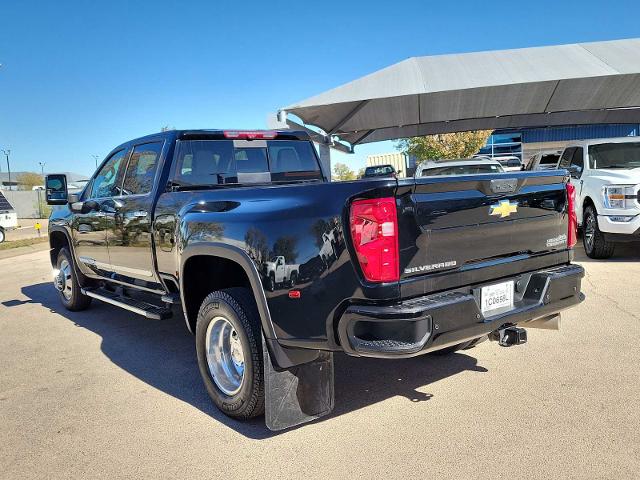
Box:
(173, 140), (322, 186)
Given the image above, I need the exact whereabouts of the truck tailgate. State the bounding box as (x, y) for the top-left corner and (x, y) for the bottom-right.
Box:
(397, 170), (571, 296)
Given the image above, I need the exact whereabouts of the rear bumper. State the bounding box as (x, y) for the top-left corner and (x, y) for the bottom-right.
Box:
(337, 264), (584, 358)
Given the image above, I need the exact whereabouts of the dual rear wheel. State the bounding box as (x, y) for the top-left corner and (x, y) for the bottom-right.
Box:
(195, 288), (265, 419)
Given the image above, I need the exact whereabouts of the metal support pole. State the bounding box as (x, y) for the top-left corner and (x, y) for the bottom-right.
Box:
(37, 189), (42, 218)
(318, 143), (331, 181)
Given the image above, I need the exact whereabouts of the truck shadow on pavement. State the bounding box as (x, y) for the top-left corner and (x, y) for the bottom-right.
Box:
(16, 282), (488, 439)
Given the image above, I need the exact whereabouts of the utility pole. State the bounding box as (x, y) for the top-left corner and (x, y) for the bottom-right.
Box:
(39, 161), (46, 176)
(1, 149), (11, 190)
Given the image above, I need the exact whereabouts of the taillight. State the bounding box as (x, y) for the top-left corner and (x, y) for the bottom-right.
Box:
(349, 197), (399, 282)
(223, 130), (277, 140)
(566, 182), (577, 248)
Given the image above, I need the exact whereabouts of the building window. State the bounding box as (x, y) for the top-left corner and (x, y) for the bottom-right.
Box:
(480, 131), (522, 161)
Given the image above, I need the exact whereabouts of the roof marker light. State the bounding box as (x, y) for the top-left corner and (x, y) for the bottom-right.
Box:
(223, 130), (278, 140)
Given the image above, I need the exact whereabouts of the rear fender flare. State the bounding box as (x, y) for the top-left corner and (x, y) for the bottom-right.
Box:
(179, 243), (276, 340)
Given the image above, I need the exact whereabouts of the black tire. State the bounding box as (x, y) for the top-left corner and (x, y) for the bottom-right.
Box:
(55, 247), (92, 311)
(195, 288), (265, 420)
(0, 227), (5, 243)
(583, 205), (615, 259)
(289, 271), (297, 287)
(267, 274), (275, 292)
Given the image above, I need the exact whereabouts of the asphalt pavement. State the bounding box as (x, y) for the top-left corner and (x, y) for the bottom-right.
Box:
(1, 244), (639, 479)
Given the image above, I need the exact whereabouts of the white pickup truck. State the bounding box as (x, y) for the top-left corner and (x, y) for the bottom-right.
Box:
(263, 255), (300, 290)
(558, 137), (640, 258)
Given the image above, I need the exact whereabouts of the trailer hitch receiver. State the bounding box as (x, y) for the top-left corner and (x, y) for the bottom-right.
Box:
(492, 325), (527, 347)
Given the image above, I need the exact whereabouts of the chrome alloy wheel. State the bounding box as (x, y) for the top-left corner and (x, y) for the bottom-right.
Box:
(55, 259), (73, 301)
(584, 213), (596, 251)
(205, 316), (245, 396)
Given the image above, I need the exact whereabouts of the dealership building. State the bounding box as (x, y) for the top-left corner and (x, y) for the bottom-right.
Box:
(479, 123), (640, 164)
(367, 123), (640, 176)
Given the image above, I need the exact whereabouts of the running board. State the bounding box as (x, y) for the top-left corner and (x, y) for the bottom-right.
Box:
(81, 288), (172, 320)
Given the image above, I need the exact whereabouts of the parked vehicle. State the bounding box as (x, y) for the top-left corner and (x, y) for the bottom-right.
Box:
(526, 151), (562, 171)
(0, 191), (18, 243)
(493, 155), (523, 172)
(416, 158), (504, 177)
(557, 137), (640, 258)
(264, 255), (300, 290)
(362, 164), (397, 178)
(46, 129), (584, 430)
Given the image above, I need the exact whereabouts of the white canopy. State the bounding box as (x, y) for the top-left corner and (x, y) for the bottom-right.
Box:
(283, 38), (640, 148)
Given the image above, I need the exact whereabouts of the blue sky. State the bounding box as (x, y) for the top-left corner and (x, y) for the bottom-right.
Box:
(1, 0), (639, 177)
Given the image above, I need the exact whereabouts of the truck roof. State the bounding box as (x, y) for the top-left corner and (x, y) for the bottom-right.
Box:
(562, 136), (640, 148)
(112, 129), (311, 151)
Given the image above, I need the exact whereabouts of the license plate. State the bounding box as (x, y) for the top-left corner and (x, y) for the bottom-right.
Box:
(481, 281), (514, 315)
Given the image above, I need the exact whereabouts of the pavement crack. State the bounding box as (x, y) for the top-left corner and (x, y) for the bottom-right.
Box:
(584, 272), (640, 321)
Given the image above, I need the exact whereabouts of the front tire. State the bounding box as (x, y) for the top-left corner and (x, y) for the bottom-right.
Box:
(583, 205), (615, 259)
(195, 288), (265, 420)
(0, 227), (5, 243)
(55, 247), (92, 311)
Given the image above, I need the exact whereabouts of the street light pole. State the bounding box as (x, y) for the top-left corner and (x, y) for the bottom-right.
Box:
(1, 149), (11, 190)
(91, 155), (100, 170)
(39, 161), (46, 176)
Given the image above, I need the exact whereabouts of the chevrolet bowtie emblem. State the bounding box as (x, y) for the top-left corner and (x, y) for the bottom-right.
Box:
(490, 200), (518, 218)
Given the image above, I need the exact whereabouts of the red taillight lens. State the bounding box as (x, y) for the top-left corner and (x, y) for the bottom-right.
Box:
(566, 182), (577, 248)
(223, 130), (277, 140)
(349, 197), (399, 282)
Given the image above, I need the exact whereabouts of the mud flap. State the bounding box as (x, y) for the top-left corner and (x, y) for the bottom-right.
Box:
(263, 337), (334, 431)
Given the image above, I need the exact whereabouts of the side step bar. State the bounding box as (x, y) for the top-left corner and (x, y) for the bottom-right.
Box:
(81, 288), (172, 320)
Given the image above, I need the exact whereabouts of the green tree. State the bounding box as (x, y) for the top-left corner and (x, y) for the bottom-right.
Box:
(332, 162), (356, 181)
(357, 167), (365, 179)
(245, 227), (269, 264)
(17, 172), (44, 190)
(396, 130), (493, 161)
(271, 236), (298, 263)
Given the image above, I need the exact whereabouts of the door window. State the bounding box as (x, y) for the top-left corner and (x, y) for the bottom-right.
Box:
(122, 142), (163, 195)
(558, 148), (575, 169)
(570, 147), (584, 176)
(91, 150), (127, 198)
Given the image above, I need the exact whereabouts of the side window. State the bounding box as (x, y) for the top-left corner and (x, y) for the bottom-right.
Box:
(558, 147), (575, 169)
(122, 142), (163, 195)
(570, 147), (584, 175)
(90, 149), (127, 198)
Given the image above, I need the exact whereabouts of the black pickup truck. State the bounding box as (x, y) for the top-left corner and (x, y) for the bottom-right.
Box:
(46, 129), (584, 430)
